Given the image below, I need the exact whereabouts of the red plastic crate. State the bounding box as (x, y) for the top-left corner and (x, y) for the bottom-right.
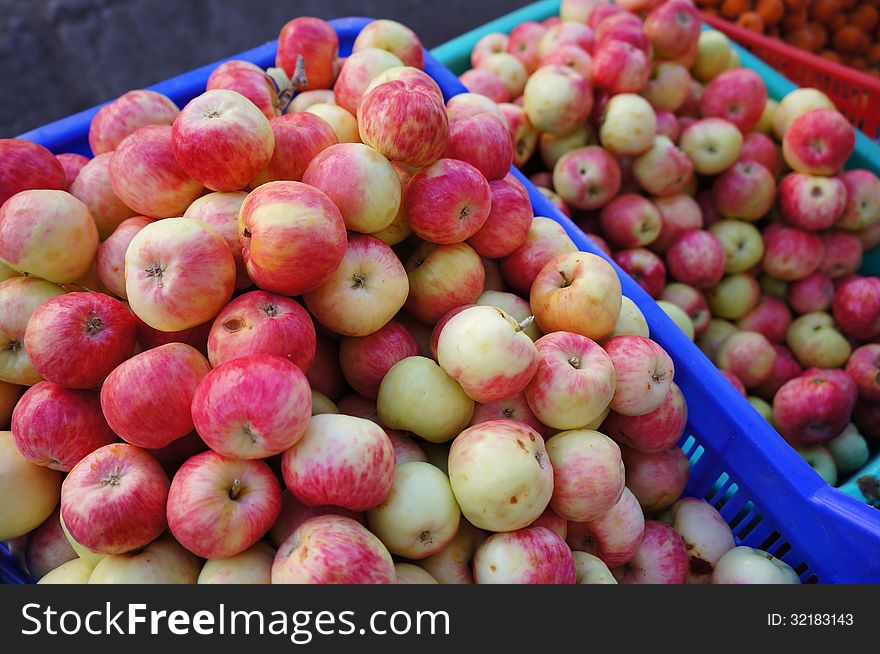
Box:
(701, 12), (880, 142)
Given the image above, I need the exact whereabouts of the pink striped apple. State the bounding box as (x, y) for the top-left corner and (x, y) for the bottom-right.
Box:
(182, 191), (250, 290)
(404, 242), (485, 324)
(500, 217), (577, 296)
(469, 391), (553, 439)
(604, 335), (675, 416)
(443, 113), (513, 181)
(339, 320), (420, 399)
(333, 48), (404, 115)
(275, 17), (338, 91)
(206, 60), (278, 120)
(69, 153), (135, 240)
(621, 446), (690, 512)
(602, 382), (687, 452)
(88, 89), (179, 154)
(0, 139), (66, 207)
(252, 113), (338, 186)
(56, 152), (90, 189)
(95, 216), (154, 298)
(614, 519), (688, 584)
(269, 489), (366, 548)
(467, 177), (533, 259)
(566, 487), (645, 567)
(25, 508), (77, 581)
(474, 526), (576, 584)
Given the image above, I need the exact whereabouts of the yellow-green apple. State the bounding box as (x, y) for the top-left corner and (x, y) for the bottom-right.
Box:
(610, 295), (650, 338)
(613, 519), (688, 584)
(692, 31), (732, 82)
(832, 276), (880, 341)
(95, 216), (154, 298)
(69, 153), (135, 240)
(644, 0), (700, 58)
(603, 382), (687, 453)
(404, 242), (485, 324)
(443, 113), (513, 181)
(698, 318), (737, 363)
(88, 533), (201, 584)
(459, 68), (510, 102)
(26, 511), (78, 580)
(666, 498), (735, 584)
(795, 443), (837, 484)
(378, 356), (474, 442)
(524, 331), (615, 430)
(631, 135), (694, 197)
(592, 40), (650, 94)
(12, 382), (115, 471)
(207, 290), (315, 372)
(207, 60), (278, 120)
(599, 93), (656, 156)
(333, 48), (404, 115)
(468, 178), (532, 259)
(339, 320), (419, 399)
(473, 526), (575, 584)
(599, 194), (661, 249)
(88, 89), (179, 154)
(167, 450), (281, 558)
(827, 423), (870, 475)
(405, 159), (491, 244)
(191, 355), (311, 459)
(273, 514), (395, 584)
(38, 558), (96, 584)
(546, 428), (624, 522)
(367, 461), (460, 559)
(0, 277), (65, 385)
(531, 250), (622, 340)
(395, 563), (438, 584)
(239, 181), (347, 296)
(448, 419), (553, 531)
(539, 20), (595, 57)
(749, 395), (774, 424)
(711, 546), (800, 584)
(311, 391), (339, 416)
(772, 88), (833, 139)
(172, 89), (274, 192)
(23, 292), (135, 389)
(540, 123), (595, 169)
(712, 162), (776, 223)
(304, 235), (408, 337)
(126, 217), (234, 331)
(837, 169), (880, 231)
(754, 97), (778, 134)
(708, 219), (764, 275)
(198, 541), (274, 584)
(478, 52), (528, 97)
(553, 146), (621, 210)
(846, 344), (880, 402)
(539, 43), (593, 82)
(651, 194), (703, 253)
(753, 344), (803, 400)
(357, 78), (448, 168)
(660, 283), (710, 339)
(778, 173), (846, 232)
(0, 140), (66, 207)
(604, 335), (675, 416)
(716, 330), (776, 388)
(0, 190), (97, 284)
(469, 391), (553, 439)
(276, 17), (338, 91)
(523, 65), (592, 135)
(304, 103), (360, 143)
(666, 229), (727, 289)
(700, 68), (767, 133)
(762, 223), (824, 281)
(61, 442), (169, 554)
(416, 519), (485, 584)
(561, 0), (605, 22)
(109, 125), (203, 218)
(446, 92), (506, 123)
(783, 108), (854, 176)
(282, 413), (395, 510)
(566, 486), (644, 569)
(787, 272), (834, 314)
(614, 247), (667, 298)
(737, 294), (793, 343)
(181, 191), (250, 290)
(819, 231), (863, 278)
(786, 312), (852, 369)
(354, 19), (424, 68)
(476, 290), (542, 341)
(304, 143), (401, 235)
(680, 118), (742, 176)
(252, 113), (337, 187)
(572, 552), (617, 584)
(642, 61), (691, 112)
(471, 32), (508, 68)
(0, 430), (61, 540)
(101, 342), (210, 448)
(707, 273), (761, 320)
(622, 446), (689, 512)
(500, 218), (578, 296)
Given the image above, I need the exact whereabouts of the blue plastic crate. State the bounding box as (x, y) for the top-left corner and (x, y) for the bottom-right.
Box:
(4, 14), (880, 584)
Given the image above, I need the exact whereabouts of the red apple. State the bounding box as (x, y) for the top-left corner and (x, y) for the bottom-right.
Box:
(782, 108), (854, 176)
(717, 330), (777, 388)
(762, 223), (824, 282)
(599, 194), (661, 248)
(553, 146), (621, 211)
(832, 276), (880, 341)
(474, 527), (576, 584)
(773, 372), (853, 445)
(651, 194), (703, 253)
(737, 294), (792, 344)
(539, 44), (593, 81)
(837, 169), (880, 231)
(55, 152), (90, 189)
(0, 139), (66, 207)
(754, 344), (804, 401)
(720, 370), (747, 396)
(654, 109), (681, 141)
(459, 68), (511, 103)
(539, 20), (595, 56)
(712, 161), (776, 222)
(700, 69), (767, 133)
(614, 520), (687, 584)
(666, 229), (727, 289)
(631, 135), (694, 197)
(778, 173), (847, 232)
(614, 248), (667, 298)
(621, 446), (690, 513)
(96, 216), (154, 299)
(181, 191), (250, 290)
(738, 132), (783, 178)
(787, 272), (834, 314)
(644, 0), (700, 59)
(251, 113), (338, 186)
(604, 335), (675, 416)
(307, 333), (346, 401)
(339, 320), (419, 400)
(275, 17), (339, 91)
(207, 59), (278, 120)
(88, 89), (179, 154)
(25, 508), (77, 581)
(500, 218), (578, 296)
(467, 178), (532, 259)
(602, 382), (687, 453)
(566, 487), (645, 568)
(819, 231), (863, 278)
(591, 40), (649, 94)
(405, 242), (485, 325)
(443, 113), (513, 181)
(846, 344), (880, 402)
(333, 48), (405, 115)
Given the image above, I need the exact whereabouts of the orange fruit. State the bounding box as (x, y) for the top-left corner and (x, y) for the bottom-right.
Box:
(785, 0), (808, 10)
(756, 0), (785, 24)
(820, 49), (842, 62)
(805, 22), (829, 50)
(828, 14), (847, 31)
(811, 0), (840, 23)
(849, 56), (867, 70)
(851, 5), (880, 32)
(782, 9), (808, 31)
(737, 11), (766, 31)
(867, 43), (880, 65)
(721, 0), (752, 19)
(833, 24), (869, 54)
(785, 26), (816, 50)
(839, 0), (856, 8)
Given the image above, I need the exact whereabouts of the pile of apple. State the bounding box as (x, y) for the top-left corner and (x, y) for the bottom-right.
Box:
(458, 0), (880, 489)
(0, 14), (801, 585)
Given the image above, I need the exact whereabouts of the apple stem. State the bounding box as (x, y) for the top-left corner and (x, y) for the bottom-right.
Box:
(515, 315), (535, 333)
(229, 478), (242, 500)
(291, 54), (308, 90)
(568, 356), (581, 369)
(558, 270), (571, 287)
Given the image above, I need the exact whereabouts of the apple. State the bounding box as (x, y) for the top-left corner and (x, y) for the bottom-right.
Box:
(0, 139), (66, 207)
(573, 552), (617, 584)
(706, 273), (761, 321)
(737, 294), (793, 344)
(333, 48), (404, 115)
(846, 344), (880, 402)
(622, 446), (690, 513)
(357, 77), (448, 168)
(371, 163), (414, 247)
(773, 88), (834, 139)
(478, 52), (529, 98)
(832, 277), (880, 341)
(524, 331), (615, 431)
(697, 318), (737, 363)
(631, 135), (694, 197)
(352, 19), (423, 68)
(762, 223), (824, 281)
(0, 190), (98, 284)
(417, 520), (486, 584)
(660, 283), (710, 339)
(783, 108), (854, 176)
(443, 113), (513, 181)
(610, 295), (651, 338)
(651, 194), (703, 253)
(303, 103), (361, 143)
(311, 392), (339, 416)
(498, 103), (540, 168)
(25, 508), (77, 581)
(537, 186), (573, 216)
(700, 68), (767, 133)
(448, 419), (553, 531)
(795, 443), (837, 485)
(252, 113), (338, 186)
(560, 0), (604, 22)
(837, 169), (880, 231)
(753, 344), (803, 400)
(778, 173), (847, 232)
(470, 390), (552, 438)
(378, 356), (474, 443)
(614, 248), (667, 299)
(474, 527), (575, 584)
(476, 290), (542, 341)
(605, 334), (675, 416)
(693, 31), (732, 83)
(716, 330), (776, 388)
(566, 486), (645, 568)
(367, 461), (460, 559)
(654, 109), (681, 142)
(198, 541), (275, 584)
(641, 62), (690, 112)
(207, 60), (279, 120)
(429, 305), (478, 361)
(553, 146), (621, 209)
(38, 558), (96, 585)
(738, 132), (783, 179)
(644, 0), (700, 59)
(539, 20), (595, 56)
(613, 520), (687, 584)
(446, 92), (506, 124)
(88, 89), (179, 154)
(602, 382), (687, 453)
(721, 370), (747, 396)
(599, 93), (656, 156)
(592, 40), (650, 94)
(679, 118), (742, 176)
(599, 194), (661, 249)
(773, 372), (853, 445)
(827, 423), (870, 476)
(468, 178), (533, 259)
(708, 220), (765, 274)
(523, 65), (593, 136)
(179, 192), (250, 289)
(528, 507), (568, 540)
(711, 546), (800, 584)
(787, 272), (834, 314)
(95, 216), (154, 299)
(269, 490), (366, 548)
(459, 68), (510, 103)
(239, 181), (347, 296)
(0, 277), (66, 386)
(404, 242), (485, 324)
(275, 16), (338, 90)
(61, 443), (168, 554)
(588, 3), (626, 28)
(69, 153), (135, 240)
(530, 250), (622, 341)
(0, 431), (62, 541)
(666, 498), (735, 584)
(712, 162), (776, 222)
(101, 342), (210, 449)
(819, 231), (863, 278)
(666, 230), (727, 289)
(88, 534), (201, 584)
(507, 21), (549, 72)
(540, 124), (596, 169)
(786, 312), (852, 369)
(395, 564), (438, 584)
(339, 320), (419, 399)
(539, 44), (593, 81)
